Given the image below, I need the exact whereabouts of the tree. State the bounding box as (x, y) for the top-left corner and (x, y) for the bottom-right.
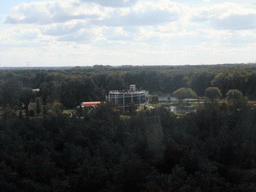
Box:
(50, 101), (63, 115)
(105, 75), (125, 92)
(191, 73), (214, 96)
(167, 94), (171, 102)
(205, 87), (222, 102)
(39, 81), (50, 105)
(226, 89), (244, 111)
(172, 87), (197, 101)
(210, 72), (230, 95)
(226, 89), (243, 101)
(151, 95), (159, 104)
(129, 102), (137, 116)
(35, 97), (43, 116)
(0, 78), (23, 107)
(19, 88), (34, 116)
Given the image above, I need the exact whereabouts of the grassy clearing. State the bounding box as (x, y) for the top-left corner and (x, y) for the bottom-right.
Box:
(120, 115), (131, 120)
(63, 109), (75, 114)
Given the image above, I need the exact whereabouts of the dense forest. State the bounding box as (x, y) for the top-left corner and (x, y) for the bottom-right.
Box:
(1, 64), (256, 109)
(1, 64), (256, 191)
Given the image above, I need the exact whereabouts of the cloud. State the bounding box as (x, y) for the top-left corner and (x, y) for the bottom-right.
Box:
(4, 1), (99, 25)
(103, 27), (135, 41)
(210, 14), (256, 30)
(42, 22), (87, 36)
(79, 0), (138, 7)
(93, 9), (179, 26)
(0, 27), (41, 43)
(4, 0), (181, 29)
(17, 31), (39, 40)
(190, 3), (256, 30)
(57, 29), (95, 42)
(4, 0), (256, 55)
(0, 44), (12, 52)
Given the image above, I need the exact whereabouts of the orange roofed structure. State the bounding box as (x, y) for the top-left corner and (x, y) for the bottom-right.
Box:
(80, 102), (104, 107)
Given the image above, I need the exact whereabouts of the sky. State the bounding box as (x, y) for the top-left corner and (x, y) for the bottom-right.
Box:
(1, 0), (256, 67)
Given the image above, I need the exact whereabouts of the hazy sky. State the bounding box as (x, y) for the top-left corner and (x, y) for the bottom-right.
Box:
(1, 0), (256, 67)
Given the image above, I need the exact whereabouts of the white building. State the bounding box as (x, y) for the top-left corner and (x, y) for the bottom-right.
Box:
(106, 85), (148, 110)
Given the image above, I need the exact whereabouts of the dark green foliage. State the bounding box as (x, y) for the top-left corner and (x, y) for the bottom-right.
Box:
(172, 87), (197, 101)
(150, 95), (159, 104)
(226, 89), (243, 101)
(205, 87), (222, 102)
(0, 78), (23, 107)
(128, 102), (137, 116)
(0, 102), (256, 191)
(191, 73), (214, 96)
(1, 65), (256, 191)
(1, 64), (256, 109)
(35, 97), (42, 115)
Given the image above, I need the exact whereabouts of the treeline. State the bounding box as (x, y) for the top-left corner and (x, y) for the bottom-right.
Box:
(1, 64), (256, 109)
(1, 102), (256, 191)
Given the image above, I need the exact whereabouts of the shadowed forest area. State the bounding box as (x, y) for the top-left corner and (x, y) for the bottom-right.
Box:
(1, 64), (256, 191)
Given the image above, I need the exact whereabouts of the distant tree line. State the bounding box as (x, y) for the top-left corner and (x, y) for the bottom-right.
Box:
(0, 64), (256, 110)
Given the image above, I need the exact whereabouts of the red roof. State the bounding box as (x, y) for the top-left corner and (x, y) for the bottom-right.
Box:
(81, 102), (102, 107)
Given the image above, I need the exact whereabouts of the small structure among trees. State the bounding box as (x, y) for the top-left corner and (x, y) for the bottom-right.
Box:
(106, 84), (148, 110)
(80, 101), (102, 108)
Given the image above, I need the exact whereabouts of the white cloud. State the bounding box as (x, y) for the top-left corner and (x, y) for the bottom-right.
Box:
(57, 30), (94, 42)
(2, 0), (256, 66)
(103, 27), (135, 41)
(0, 27), (40, 42)
(79, 0), (138, 7)
(14, 28), (40, 40)
(93, 9), (178, 26)
(210, 14), (256, 30)
(4, 0), (182, 27)
(42, 21), (87, 36)
(4, 1), (100, 25)
(190, 2), (256, 30)
(56, 26), (104, 42)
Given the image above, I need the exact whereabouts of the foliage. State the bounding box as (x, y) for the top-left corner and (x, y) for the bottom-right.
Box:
(226, 89), (243, 101)
(0, 99), (256, 190)
(35, 97), (43, 115)
(205, 87), (222, 102)
(128, 102), (137, 116)
(149, 95), (159, 104)
(167, 94), (171, 101)
(172, 87), (197, 101)
(50, 101), (63, 115)
(0, 78), (22, 107)
(2, 64), (256, 190)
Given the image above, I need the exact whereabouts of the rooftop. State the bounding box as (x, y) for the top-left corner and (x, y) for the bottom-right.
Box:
(109, 90), (148, 94)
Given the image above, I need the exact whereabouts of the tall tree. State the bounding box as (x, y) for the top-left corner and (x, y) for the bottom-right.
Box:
(19, 88), (34, 116)
(205, 87), (222, 102)
(226, 89), (243, 101)
(35, 97), (43, 116)
(0, 78), (23, 107)
(172, 87), (197, 101)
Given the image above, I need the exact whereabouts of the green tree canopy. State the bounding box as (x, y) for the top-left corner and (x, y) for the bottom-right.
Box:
(172, 87), (197, 101)
(205, 87), (222, 102)
(35, 97), (43, 115)
(226, 89), (243, 101)
(0, 78), (23, 107)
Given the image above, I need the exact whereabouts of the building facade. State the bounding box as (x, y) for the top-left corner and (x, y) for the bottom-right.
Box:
(106, 85), (148, 109)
